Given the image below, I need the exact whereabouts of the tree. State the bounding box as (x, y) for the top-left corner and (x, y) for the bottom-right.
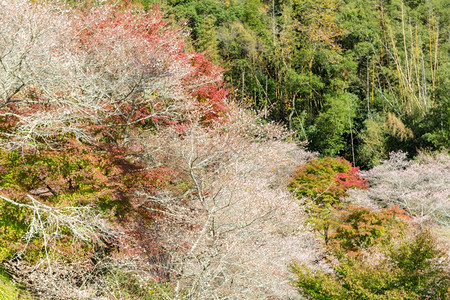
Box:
(291, 229), (450, 299)
(308, 92), (358, 157)
(348, 151), (450, 226)
(129, 108), (319, 299)
(0, 2), (323, 298)
(0, 0), (228, 150)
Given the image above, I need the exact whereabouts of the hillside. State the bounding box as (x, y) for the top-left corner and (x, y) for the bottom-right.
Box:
(0, 0), (448, 299)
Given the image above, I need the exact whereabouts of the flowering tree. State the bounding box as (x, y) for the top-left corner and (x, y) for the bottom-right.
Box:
(125, 108), (320, 299)
(348, 151), (450, 227)
(0, 0), (227, 150)
(0, 1), (324, 298)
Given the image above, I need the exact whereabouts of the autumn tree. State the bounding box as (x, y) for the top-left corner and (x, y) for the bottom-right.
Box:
(0, 0), (228, 150)
(0, 1), (323, 298)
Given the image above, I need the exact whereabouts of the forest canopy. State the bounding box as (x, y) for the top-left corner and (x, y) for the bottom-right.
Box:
(142, 0), (449, 167)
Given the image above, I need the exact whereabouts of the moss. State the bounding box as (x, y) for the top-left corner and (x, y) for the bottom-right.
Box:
(0, 268), (33, 299)
(0, 202), (28, 263)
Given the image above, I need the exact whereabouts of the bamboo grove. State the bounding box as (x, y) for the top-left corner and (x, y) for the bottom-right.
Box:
(140, 0), (449, 167)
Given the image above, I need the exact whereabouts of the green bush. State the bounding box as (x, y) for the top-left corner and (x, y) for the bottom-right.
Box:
(289, 157), (448, 299)
(329, 205), (408, 253)
(291, 230), (450, 299)
(289, 157), (369, 244)
(0, 268), (32, 300)
(388, 230), (450, 298)
(288, 157), (367, 208)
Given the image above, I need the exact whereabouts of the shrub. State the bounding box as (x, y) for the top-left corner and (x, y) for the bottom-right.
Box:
(388, 230), (450, 298)
(289, 156), (450, 299)
(291, 230), (450, 299)
(289, 157), (368, 244)
(330, 205), (409, 253)
(289, 157), (368, 208)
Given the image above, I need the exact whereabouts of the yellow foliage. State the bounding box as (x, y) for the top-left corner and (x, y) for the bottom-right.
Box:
(385, 112), (414, 141)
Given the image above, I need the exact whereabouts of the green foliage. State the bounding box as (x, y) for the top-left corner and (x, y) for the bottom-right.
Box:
(0, 268), (32, 300)
(291, 230), (450, 299)
(0, 149), (91, 193)
(330, 206), (408, 253)
(289, 263), (347, 299)
(388, 230), (450, 298)
(288, 155), (450, 299)
(0, 143), (181, 266)
(0, 145), (159, 214)
(196, 14), (220, 61)
(418, 62), (450, 149)
(145, 0), (449, 167)
(308, 92), (358, 156)
(289, 157), (366, 207)
(357, 115), (388, 168)
(289, 157), (448, 299)
(289, 157), (368, 244)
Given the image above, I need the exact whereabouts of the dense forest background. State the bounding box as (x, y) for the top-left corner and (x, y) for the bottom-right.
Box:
(135, 0), (449, 167)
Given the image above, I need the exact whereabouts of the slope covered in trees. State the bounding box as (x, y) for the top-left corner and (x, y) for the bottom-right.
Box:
(141, 0), (449, 167)
(0, 0), (448, 299)
(289, 153), (449, 298)
(0, 1), (319, 298)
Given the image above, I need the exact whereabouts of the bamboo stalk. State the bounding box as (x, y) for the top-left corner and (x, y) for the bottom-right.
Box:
(413, 24), (422, 105)
(434, 17), (439, 102)
(429, 15), (434, 97)
(372, 59), (375, 103)
(401, 3), (411, 86)
(367, 57), (370, 114)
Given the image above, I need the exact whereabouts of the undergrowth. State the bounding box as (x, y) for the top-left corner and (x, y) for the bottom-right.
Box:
(289, 157), (450, 299)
